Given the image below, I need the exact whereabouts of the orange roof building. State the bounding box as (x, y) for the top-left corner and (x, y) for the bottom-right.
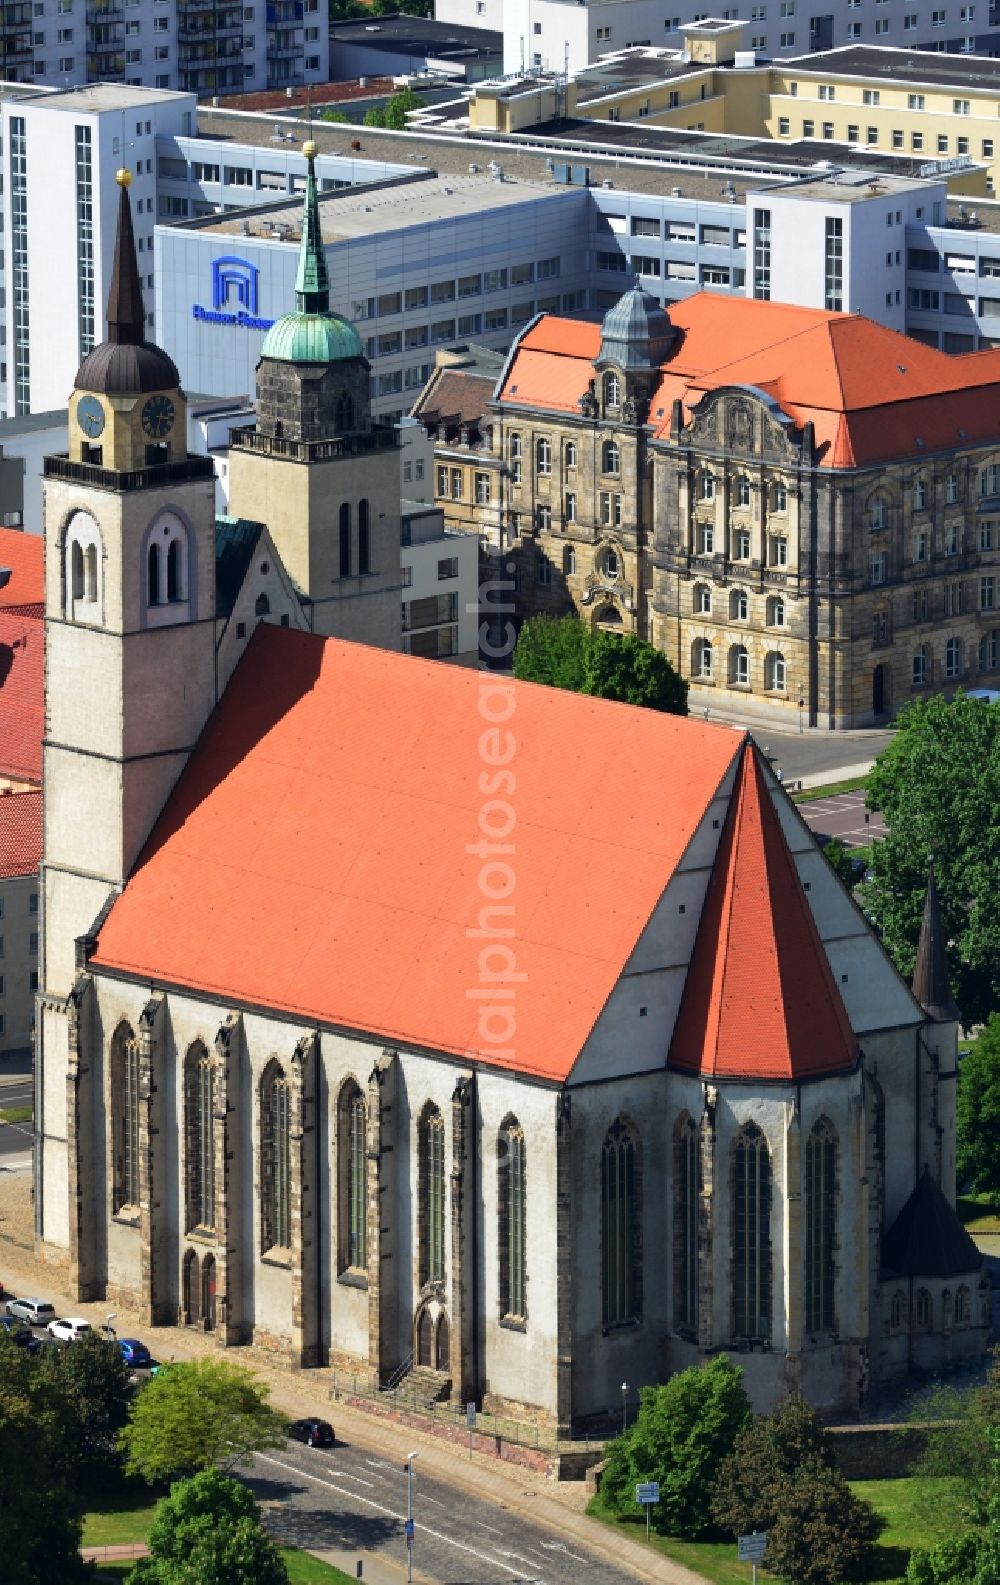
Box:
(445, 283), (1000, 729)
(38, 210), (985, 1433)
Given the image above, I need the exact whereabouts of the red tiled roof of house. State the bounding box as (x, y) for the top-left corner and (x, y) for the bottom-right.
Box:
(0, 529), (42, 609)
(0, 606), (43, 784)
(90, 626), (742, 1081)
(500, 295), (1000, 467)
(0, 788), (41, 879)
(412, 368), (497, 427)
(668, 744), (857, 1081)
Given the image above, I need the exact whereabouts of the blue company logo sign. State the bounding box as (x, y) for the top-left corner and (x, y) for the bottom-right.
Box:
(192, 255), (274, 330)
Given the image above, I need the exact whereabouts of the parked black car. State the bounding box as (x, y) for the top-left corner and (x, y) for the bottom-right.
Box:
(288, 1417), (335, 1449)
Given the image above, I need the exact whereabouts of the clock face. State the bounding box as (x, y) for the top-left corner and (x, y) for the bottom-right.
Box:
(77, 394), (105, 439)
(141, 394), (176, 440)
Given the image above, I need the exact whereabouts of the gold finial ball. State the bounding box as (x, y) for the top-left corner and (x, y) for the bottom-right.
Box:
(302, 139), (317, 161)
(116, 167), (133, 188)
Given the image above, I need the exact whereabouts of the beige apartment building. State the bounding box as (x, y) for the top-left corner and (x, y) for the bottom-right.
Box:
(468, 22), (1000, 198)
(426, 281), (1000, 727)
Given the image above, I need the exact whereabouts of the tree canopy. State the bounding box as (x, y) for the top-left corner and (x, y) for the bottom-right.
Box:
(120, 1358), (288, 1484)
(0, 1339), (91, 1585)
(958, 1016), (1000, 1200)
(712, 1396), (881, 1585)
(599, 1356), (751, 1538)
(130, 1470), (289, 1585)
(364, 86), (426, 130)
(513, 616), (689, 715)
(860, 691), (1000, 1025)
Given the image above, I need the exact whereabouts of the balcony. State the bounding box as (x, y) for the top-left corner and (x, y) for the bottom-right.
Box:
(229, 425), (398, 464)
(44, 454), (216, 493)
(86, 49), (124, 75)
(266, 34), (302, 61)
(266, 1), (303, 21)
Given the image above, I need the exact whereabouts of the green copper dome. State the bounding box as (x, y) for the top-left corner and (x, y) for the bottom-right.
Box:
(259, 140), (364, 367)
(260, 310), (363, 364)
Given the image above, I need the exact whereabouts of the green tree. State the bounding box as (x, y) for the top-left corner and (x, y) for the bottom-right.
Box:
(131, 1470), (289, 1585)
(712, 1398), (881, 1585)
(120, 1358), (288, 1484)
(860, 691), (1000, 1024)
(38, 1329), (133, 1474)
(912, 1346), (1000, 1499)
(958, 1016), (1000, 1198)
(364, 86), (425, 130)
(907, 1430), (1000, 1583)
(821, 835), (861, 889)
(599, 1356), (751, 1539)
(512, 613), (588, 691)
(0, 1362), (90, 1585)
(512, 615), (688, 715)
(318, 108), (350, 123)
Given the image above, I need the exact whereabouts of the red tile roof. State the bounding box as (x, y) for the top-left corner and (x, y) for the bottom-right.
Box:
(668, 744), (857, 1081)
(90, 627), (742, 1081)
(0, 606), (43, 784)
(412, 368), (497, 427)
(0, 788), (41, 879)
(0, 529), (42, 609)
(502, 295), (1000, 468)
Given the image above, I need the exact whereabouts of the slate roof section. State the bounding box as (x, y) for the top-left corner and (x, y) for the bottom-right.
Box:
(668, 743), (858, 1081)
(413, 368), (498, 428)
(89, 626), (742, 1081)
(215, 516), (265, 619)
(499, 294), (1000, 469)
(882, 1170), (983, 1277)
(75, 177), (179, 397)
(0, 607), (43, 784)
(0, 528), (42, 609)
(0, 789), (41, 879)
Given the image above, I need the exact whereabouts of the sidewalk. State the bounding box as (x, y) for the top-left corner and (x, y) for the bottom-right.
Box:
(0, 1174), (707, 1585)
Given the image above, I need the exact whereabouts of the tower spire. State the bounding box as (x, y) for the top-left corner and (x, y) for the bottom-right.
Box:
(294, 141), (330, 315)
(106, 169), (145, 347)
(912, 860), (960, 1022)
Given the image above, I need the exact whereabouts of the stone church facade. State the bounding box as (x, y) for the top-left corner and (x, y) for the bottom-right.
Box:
(425, 287), (1000, 727)
(36, 161), (987, 1433)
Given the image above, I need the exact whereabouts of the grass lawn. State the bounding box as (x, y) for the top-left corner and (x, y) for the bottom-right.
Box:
(793, 775), (869, 803)
(281, 1551), (359, 1583)
(958, 1192), (1000, 1232)
(0, 1104), (31, 1124)
(587, 1476), (965, 1585)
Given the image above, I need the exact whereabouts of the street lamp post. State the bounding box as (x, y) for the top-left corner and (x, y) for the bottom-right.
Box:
(621, 1381), (629, 1437)
(405, 1451), (419, 1584)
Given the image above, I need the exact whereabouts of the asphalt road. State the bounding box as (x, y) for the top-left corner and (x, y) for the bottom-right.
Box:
(0, 1079), (33, 1168)
(797, 791), (885, 850)
(745, 726), (894, 784)
(245, 1441), (640, 1585)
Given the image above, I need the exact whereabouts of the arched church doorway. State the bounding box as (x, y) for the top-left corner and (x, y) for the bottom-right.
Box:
(417, 1306), (433, 1368)
(435, 1312), (450, 1372)
(202, 1254), (217, 1331)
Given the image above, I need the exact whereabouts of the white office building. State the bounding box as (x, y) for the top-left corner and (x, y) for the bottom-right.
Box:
(436, 0), (1000, 75)
(0, 0), (328, 98)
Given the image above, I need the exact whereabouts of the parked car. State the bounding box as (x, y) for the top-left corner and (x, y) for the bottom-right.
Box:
(47, 1316), (92, 1343)
(288, 1417), (335, 1449)
(118, 1338), (152, 1369)
(0, 1315), (39, 1351)
(5, 1296), (56, 1327)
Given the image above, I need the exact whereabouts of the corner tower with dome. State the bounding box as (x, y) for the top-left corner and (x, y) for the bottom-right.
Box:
(227, 141), (402, 650)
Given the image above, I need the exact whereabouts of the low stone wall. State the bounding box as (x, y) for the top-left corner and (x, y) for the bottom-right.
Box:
(340, 1392), (554, 1475)
(829, 1422), (941, 1479)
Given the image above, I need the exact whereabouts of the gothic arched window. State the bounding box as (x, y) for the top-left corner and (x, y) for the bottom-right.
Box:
(915, 1288), (932, 1329)
(339, 503), (351, 578)
(602, 1119), (641, 1326)
(111, 1022), (139, 1215)
(147, 542), (160, 606)
(805, 1118), (836, 1333)
(418, 1104), (446, 1286)
(498, 1117), (526, 1321)
(261, 1061), (291, 1253)
(338, 1080), (367, 1273)
(166, 538), (181, 602)
(65, 511), (102, 621)
(733, 1122), (771, 1340)
(184, 1042), (215, 1233)
(358, 498), (371, 576)
(674, 1114), (699, 1334)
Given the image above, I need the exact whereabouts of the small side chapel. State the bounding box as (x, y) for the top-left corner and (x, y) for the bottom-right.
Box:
(35, 162), (987, 1431)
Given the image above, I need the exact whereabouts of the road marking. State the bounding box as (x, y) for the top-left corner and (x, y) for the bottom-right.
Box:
(255, 1451), (526, 1577)
(332, 1470), (374, 1487)
(540, 1539), (590, 1562)
(364, 1457), (397, 1473)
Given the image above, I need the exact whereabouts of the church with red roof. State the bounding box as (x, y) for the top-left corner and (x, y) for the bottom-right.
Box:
(34, 168), (987, 1432)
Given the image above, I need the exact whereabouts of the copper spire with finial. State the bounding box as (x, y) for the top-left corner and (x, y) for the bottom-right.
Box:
(294, 141), (330, 315)
(106, 168), (145, 347)
(911, 860), (960, 1022)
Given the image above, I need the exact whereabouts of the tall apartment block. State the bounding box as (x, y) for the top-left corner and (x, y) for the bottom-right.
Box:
(0, 0), (329, 96)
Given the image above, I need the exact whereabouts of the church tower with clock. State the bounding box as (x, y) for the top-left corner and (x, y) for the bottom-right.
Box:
(38, 169), (219, 1261)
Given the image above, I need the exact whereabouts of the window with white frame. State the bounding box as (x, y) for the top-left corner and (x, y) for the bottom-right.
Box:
(699, 470), (716, 501)
(536, 437), (552, 476)
(733, 528), (751, 560)
(730, 588), (749, 621)
(695, 583), (712, 614)
(870, 496), (888, 530)
(913, 645), (930, 686)
(730, 644), (750, 686)
(565, 492), (577, 522)
(736, 475), (752, 507)
(771, 536), (788, 567)
(604, 371), (621, 408)
(946, 473), (960, 503)
(914, 478), (928, 510)
(698, 523), (714, 555)
(946, 636), (963, 677)
(767, 595), (785, 627)
(693, 637), (713, 678)
(765, 651), (786, 690)
(602, 440), (620, 475)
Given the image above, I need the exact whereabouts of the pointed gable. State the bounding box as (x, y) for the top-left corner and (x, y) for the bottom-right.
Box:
(882, 1170), (982, 1277)
(668, 744), (858, 1082)
(911, 863), (960, 1023)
